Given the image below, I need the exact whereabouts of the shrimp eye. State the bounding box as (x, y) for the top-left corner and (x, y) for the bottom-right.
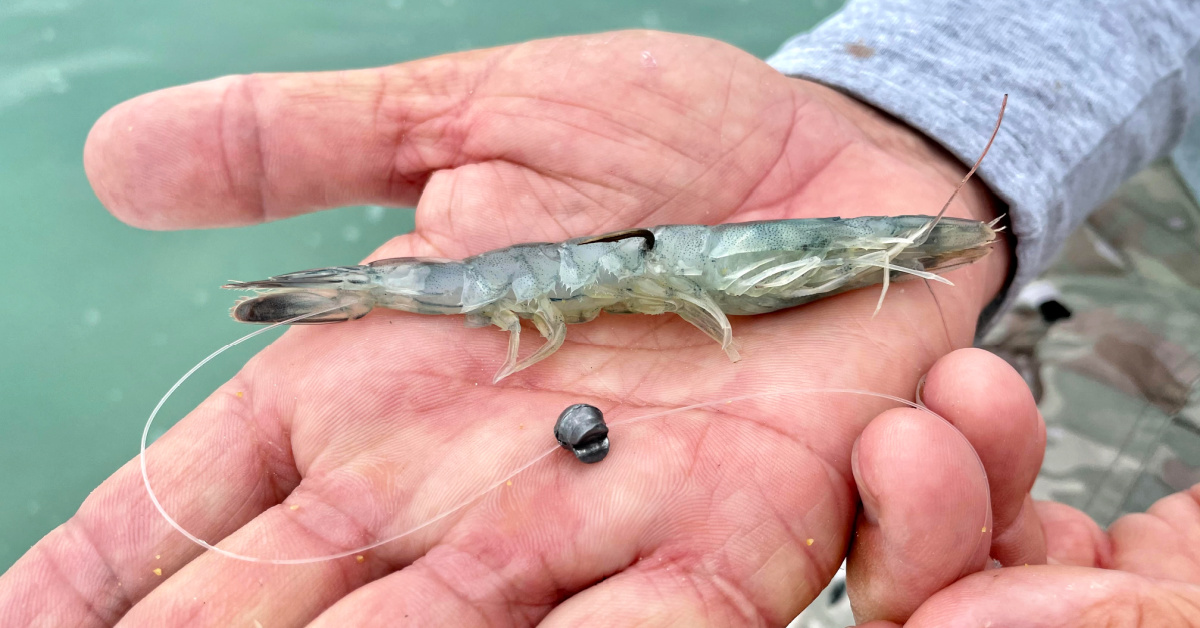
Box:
(554, 404), (609, 464)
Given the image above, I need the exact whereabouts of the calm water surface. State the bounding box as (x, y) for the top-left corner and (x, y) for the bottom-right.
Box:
(0, 0), (839, 570)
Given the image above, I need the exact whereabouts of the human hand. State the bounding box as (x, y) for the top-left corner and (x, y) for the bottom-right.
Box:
(2, 31), (1017, 626)
(854, 353), (1200, 626)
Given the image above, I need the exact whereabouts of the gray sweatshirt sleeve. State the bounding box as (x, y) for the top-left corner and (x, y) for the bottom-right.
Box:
(766, 0), (1200, 325)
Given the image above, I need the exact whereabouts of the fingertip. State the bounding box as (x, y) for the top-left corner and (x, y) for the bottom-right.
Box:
(922, 348), (1046, 558)
(85, 75), (259, 230)
(847, 407), (991, 623)
(852, 408), (990, 536)
(83, 101), (120, 220)
(924, 349), (1042, 448)
(1034, 501), (1110, 568)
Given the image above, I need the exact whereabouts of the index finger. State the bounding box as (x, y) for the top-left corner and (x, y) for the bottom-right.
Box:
(83, 30), (757, 232)
(83, 51), (489, 230)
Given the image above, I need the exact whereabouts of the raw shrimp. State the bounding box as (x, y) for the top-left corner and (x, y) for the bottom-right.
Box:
(224, 216), (998, 382)
(224, 97), (1007, 383)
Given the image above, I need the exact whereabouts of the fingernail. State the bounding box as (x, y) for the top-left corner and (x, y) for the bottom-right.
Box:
(915, 374), (928, 406)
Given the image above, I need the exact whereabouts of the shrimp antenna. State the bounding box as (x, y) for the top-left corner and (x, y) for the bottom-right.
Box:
(871, 95), (1009, 318)
(913, 93), (1008, 247)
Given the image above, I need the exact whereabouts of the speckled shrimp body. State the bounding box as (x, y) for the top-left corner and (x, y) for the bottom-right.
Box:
(223, 215), (998, 382)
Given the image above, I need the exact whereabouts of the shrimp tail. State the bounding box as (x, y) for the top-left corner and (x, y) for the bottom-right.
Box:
(223, 266), (377, 324)
(228, 292), (374, 324)
(222, 266), (373, 291)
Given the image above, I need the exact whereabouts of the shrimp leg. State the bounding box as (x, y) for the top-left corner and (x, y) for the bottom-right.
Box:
(490, 309), (524, 382)
(489, 297), (567, 383)
(622, 276), (740, 362)
(671, 292), (741, 361)
(523, 298), (567, 375)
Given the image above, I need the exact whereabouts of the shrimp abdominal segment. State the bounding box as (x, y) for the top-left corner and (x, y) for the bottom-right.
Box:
(223, 216), (997, 382)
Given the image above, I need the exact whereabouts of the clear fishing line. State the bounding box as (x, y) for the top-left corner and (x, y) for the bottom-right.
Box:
(141, 312), (992, 566)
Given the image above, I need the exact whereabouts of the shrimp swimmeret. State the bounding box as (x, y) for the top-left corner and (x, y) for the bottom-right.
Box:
(224, 97), (1007, 383)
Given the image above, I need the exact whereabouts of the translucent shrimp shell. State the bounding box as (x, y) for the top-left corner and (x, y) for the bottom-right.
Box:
(225, 215), (996, 381)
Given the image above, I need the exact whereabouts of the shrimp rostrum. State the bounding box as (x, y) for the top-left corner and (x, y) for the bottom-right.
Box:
(225, 97), (1008, 382)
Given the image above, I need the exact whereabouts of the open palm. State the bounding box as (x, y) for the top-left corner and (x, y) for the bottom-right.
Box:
(1, 32), (1032, 626)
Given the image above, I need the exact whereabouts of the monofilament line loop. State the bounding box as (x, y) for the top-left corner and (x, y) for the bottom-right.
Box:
(143, 329), (992, 565)
(139, 304), (348, 564)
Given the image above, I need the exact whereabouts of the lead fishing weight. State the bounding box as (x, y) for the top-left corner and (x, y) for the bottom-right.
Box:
(554, 403), (610, 464)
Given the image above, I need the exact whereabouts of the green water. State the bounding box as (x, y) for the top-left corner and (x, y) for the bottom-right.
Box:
(0, 0), (839, 571)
